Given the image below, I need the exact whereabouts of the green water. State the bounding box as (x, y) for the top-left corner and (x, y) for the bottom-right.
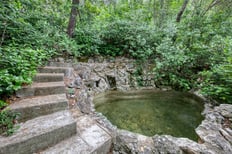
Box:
(94, 90), (204, 141)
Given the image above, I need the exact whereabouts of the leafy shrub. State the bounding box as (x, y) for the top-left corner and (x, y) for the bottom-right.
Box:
(0, 47), (54, 96)
(200, 38), (232, 104)
(153, 13), (231, 94)
(73, 25), (102, 57)
(0, 110), (19, 136)
(154, 37), (193, 90)
(99, 20), (156, 59)
(0, 0), (71, 96)
(200, 66), (232, 104)
(72, 20), (159, 59)
(0, 100), (7, 110)
(0, 100), (20, 136)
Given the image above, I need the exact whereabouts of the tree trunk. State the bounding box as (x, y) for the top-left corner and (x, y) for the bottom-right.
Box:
(153, 0), (164, 27)
(176, 0), (189, 22)
(67, 0), (80, 38)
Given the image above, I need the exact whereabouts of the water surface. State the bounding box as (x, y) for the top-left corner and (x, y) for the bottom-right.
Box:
(94, 90), (204, 141)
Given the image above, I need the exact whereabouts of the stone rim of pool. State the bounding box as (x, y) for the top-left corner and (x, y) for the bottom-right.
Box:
(71, 60), (232, 153)
(93, 89), (205, 141)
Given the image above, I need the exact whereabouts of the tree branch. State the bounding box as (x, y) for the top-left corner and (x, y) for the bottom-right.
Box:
(176, 0), (189, 22)
(202, 0), (221, 16)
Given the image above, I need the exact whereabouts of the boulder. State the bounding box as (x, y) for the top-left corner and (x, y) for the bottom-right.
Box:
(113, 130), (155, 154)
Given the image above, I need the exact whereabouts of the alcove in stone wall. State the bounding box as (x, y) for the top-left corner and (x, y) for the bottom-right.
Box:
(106, 75), (116, 90)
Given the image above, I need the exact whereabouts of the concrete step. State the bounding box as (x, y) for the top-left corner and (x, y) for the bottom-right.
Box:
(40, 115), (112, 154)
(33, 73), (64, 82)
(0, 111), (77, 154)
(48, 62), (72, 67)
(9, 94), (68, 122)
(38, 67), (73, 77)
(16, 82), (65, 98)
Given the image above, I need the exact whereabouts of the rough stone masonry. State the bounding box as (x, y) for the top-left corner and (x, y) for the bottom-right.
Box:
(60, 57), (232, 154)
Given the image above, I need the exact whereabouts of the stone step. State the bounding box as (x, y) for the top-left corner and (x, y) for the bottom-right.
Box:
(16, 82), (65, 98)
(9, 94), (68, 122)
(33, 73), (64, 82)
(0, 111), (77, 154)
(48, 62), (73, 67)
(40, 115), (112, 154)
(38, 67), (73, 77)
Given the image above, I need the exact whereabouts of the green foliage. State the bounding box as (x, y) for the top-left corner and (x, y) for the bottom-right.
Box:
(152, 2), (232, 103)
(73, 24), (102, 56)
(72, 20), (158, 59)
(0, 100), (20, 136)
(0, 0), (231, 104)
(0, 100), (8, 110)
(99, 20), (156, 59)
(0, 0), (73, 96)
(71, 0), (232, 103)
(0, 110), (20, 136)
(0, 47), (54, 95)
(154, 37), (193, 90)
(200, 38), (232, 103)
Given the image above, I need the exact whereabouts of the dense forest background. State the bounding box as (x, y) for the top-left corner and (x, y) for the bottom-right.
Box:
(0, 0), (232, 104)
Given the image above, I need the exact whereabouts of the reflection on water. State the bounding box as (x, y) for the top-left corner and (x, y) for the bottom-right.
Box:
(94, 90), (204, 141)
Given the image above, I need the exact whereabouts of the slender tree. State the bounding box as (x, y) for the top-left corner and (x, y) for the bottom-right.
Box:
(153, 0), (164, 27)
(176, 0), (189, 22)
(67, 0), (80, 37)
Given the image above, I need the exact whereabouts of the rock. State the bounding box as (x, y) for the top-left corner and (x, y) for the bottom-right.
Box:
(80, 70), (90, 80)
(68, 75), (82, 89)
(98, 78), (109, 92)
(74, 75), (82, 88)
(196, 104), (232, 154)
(108, 63), (115, 69)
(113, 130), (155, 154)
(117, 85), (130, 91)
(73, 65), (91, 79)
(88, 58), (94, 63)
(152, 135), (183, 154)
(77, 90), (91, 113)
(219, 128), (232, 145)
(126, 63), (134, 71)
(94, 64), (105, 72)
(117, 69), (127, 77)
(105, 70), (115, 77)
(57, 57), (64, 62)
(215, 104), (232, 118)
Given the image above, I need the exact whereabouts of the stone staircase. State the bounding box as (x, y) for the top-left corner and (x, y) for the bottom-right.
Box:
(0, 62), (112, 154)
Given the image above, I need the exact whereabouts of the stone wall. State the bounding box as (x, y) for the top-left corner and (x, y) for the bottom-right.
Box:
(53, 57), (232, 153)
(72, 57), (156, 93)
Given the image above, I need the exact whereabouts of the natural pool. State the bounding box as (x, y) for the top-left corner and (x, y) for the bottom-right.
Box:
(94, 90), (204, 141)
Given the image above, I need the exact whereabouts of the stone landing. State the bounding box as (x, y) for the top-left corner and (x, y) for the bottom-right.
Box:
(41, 115), (112, 154)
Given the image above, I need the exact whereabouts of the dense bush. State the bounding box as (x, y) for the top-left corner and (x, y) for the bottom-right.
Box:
(72, 20), (160, 59)
(200, 37), (232, 103)
(73, 24), (102, 57)
(0, 0), (73, 96)
(154, 37), (193, 90)
(99, 20), (157, 59)
(0, 47), (54, 95)
(153, 13), (232, 103)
